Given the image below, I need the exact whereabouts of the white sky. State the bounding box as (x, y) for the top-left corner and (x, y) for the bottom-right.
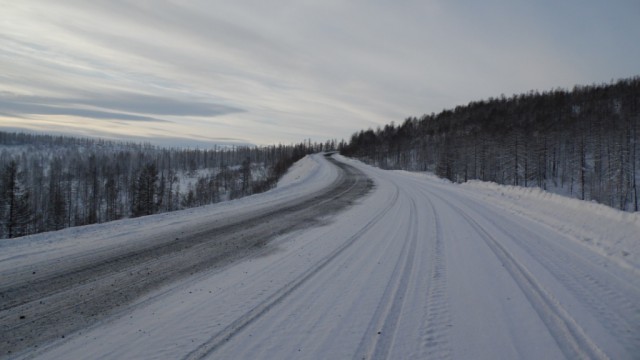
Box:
(1, 0), (639, 146)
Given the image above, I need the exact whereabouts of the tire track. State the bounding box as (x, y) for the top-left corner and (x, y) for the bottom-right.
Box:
(464, 205), (640, 357)
(182, 181), (401, 360)
(353, 195), (419, 360)
(418, 190), (453, 360)
(434, 195), (608, 360)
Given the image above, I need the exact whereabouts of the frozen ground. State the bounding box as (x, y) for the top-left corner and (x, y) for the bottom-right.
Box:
(2, 154), (639, 359)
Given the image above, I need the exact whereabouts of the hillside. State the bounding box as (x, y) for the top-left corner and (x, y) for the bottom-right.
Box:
(341, 77), (640, 211)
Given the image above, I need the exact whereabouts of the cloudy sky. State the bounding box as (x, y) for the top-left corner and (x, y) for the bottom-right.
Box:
(1, 0), (638, 147)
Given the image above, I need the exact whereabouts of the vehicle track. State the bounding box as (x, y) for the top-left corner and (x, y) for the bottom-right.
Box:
(457, 200), (640, 357)
(354, 195), (419, 360)
(423, 189), (608, 359)
(417, 189), (453, 360)
(0, 156), (373, 358)
(182, 178), (401, 360)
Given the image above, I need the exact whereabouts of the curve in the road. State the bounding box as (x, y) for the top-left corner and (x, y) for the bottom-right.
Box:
(8, 156), (639, 359)
(183, 176), (400, 360)
(0, 156), (373, 358)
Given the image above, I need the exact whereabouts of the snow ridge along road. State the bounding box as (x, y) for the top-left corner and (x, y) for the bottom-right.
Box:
(3, 154), (640, 359)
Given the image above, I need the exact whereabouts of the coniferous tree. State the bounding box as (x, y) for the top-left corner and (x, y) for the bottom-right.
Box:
(1, 160), (32, 238)
(342, 77), (640, 212)
(133, 162), (159, 217)
(47, 157), (67, 230)
(241, 157), (251, 196)
(0, 131), (316, 238)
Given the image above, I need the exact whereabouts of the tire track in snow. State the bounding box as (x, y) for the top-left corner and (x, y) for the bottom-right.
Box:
(353, 195), (419, 360)
(418, 189), (453, 360)
(463, 205), (640, 357)
(435, 196), (608, 360)
(182, 180), (401, 360)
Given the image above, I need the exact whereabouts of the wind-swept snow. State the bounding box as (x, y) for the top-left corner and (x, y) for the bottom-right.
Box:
(3, 154), (639, 359)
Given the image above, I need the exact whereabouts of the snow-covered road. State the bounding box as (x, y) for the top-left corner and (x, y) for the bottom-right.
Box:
(4, 154), (640, 359)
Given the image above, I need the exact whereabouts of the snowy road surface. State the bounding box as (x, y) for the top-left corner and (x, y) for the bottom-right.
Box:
(2, 154), (640, 359)
(0, 155), (370, 357)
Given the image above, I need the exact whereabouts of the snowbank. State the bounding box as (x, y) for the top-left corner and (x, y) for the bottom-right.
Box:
(460, 180), (640, 272)
(0, 154), (337, 272)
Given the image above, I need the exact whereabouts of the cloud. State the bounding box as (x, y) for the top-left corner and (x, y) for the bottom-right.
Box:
(0, 100), (163, 122)
(76, 93), (244, 117)
(1, 0), (638, 146)
(0, 92), (244, 122)
(0, 124), (255, 148)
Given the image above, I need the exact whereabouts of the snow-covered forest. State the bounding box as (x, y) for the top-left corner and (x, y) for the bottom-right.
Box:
(0, 132), (336, 239)
(341, 77), (640, 212)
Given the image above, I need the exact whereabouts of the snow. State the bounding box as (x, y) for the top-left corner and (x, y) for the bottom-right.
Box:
(277, 154), (321, 187)
(460, 180), (640, 273)
(383, 168), (640, 273)
(4, 154), (640, 359)
(0, 154), (337, 274)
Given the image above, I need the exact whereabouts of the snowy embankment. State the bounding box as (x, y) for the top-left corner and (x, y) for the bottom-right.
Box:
(461, 180), (640, 272)
(0, 154), (337, 274)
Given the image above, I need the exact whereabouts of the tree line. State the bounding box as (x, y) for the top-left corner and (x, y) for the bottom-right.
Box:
(341, 77), (640, 212)
(0, 132), (337, 239)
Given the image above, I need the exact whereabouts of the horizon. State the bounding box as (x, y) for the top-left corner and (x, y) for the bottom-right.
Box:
(2, 76), (638, 150)
(1, 1), (639, 147)
(0, 75), (640, 149)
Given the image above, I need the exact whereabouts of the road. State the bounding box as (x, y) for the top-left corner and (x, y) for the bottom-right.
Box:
(3, 154), (639, 359)
(0, 155), (371, 357)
